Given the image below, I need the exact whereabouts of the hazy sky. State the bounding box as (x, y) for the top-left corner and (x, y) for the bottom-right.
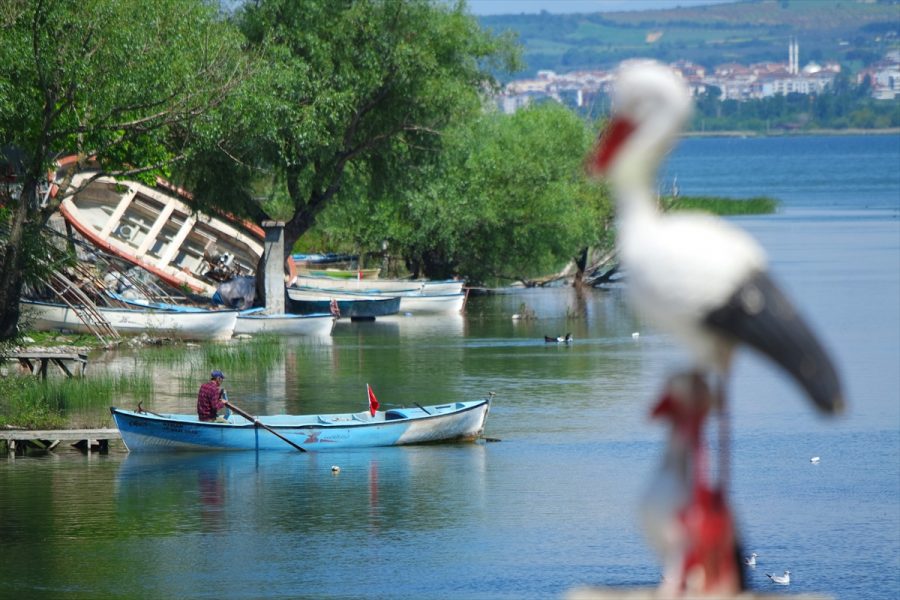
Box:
(467, 0), (738, 15)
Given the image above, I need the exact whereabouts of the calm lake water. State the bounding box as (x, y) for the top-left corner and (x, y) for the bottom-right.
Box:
(1, 135), (898, 599)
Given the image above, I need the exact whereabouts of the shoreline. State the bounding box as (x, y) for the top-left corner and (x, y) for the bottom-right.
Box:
(682, 127), (900, 138)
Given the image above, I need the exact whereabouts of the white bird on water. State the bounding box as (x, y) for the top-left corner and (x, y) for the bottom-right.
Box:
(743, 552), (758, 567)
(587, 60), (844, 596)
(767, 570), (792, 585)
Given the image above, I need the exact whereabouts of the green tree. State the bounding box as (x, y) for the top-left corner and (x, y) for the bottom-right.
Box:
(318, 102), (612, 286)
(174, 0), (520, 297)
(0, 0), (246, 340)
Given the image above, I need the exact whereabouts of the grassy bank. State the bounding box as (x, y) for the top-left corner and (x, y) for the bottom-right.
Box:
(664, 195), (778, 216)
(0, 335), (289, 429)
(0, 373), (153, 429)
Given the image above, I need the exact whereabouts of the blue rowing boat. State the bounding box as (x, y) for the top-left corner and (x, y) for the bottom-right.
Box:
(110, 397), (491, 452)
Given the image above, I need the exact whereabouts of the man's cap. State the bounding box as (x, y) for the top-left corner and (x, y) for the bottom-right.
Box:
(211, 370), (225, 379)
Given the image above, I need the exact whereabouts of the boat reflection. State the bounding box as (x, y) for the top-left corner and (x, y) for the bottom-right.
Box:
(115, 443), (487, 535)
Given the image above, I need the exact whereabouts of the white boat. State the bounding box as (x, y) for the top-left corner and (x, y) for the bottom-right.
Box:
(107, 295), (335, 338)
(388, 291), (466, 315)
(21, 299), (237, 341)
(234, 309), (335, 337)
(289, 273), (464, 295)
(287, 281), (466, 315)
(57, 168), (265, 297)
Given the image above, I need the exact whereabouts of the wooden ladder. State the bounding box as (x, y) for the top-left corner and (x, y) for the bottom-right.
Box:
(44, 271), (121, 344)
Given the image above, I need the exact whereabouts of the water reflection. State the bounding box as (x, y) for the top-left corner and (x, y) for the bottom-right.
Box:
(115, 444), (488, 537)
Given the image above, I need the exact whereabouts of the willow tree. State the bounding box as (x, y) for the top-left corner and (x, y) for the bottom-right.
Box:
(176, 0), (520, 293)
(0, 0), (246, 340)
(318, 102), (612, 285)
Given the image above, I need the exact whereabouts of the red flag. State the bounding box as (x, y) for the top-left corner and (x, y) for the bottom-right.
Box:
(367, 383), (379, 416)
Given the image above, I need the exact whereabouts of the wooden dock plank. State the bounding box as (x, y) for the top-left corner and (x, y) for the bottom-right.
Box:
(4, 351), (88, 379)
(0, 428), (119, 441)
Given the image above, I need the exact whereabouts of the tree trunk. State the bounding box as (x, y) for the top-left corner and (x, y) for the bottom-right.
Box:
(0, 179), (36, 340)
(573, 247), (588, 290)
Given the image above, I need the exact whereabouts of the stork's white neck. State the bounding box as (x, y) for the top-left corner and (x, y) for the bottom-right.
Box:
(614, 182), (660, 224)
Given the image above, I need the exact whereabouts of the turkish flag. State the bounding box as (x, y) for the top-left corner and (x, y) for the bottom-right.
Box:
(367, 383), (379, 416)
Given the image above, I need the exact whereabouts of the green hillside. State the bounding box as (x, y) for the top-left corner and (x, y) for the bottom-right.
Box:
(478, 0), (900, 78)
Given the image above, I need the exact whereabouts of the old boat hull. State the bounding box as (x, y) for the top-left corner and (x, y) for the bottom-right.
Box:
(58, 170), (264, 297)
(21, 299), (237, 341)
(110, 399), (491, 452)
(286, 287), (400, 319)
(234, 310), (335, 337)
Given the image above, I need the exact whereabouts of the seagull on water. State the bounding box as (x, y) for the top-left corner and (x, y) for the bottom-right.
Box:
(767, 570), (791, 585)
(743, 552), (758, 567)
(587, 60), (844, 596)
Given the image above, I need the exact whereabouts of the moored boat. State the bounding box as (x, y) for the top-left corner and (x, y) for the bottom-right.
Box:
(110, 397), (492, 452)
(286, 287), (401, 319)
(289, 273), (464, 295)
(21, 299), (237, 341)
(234, 308), (335, 337)
(299, 267), (381, 279)
(384, 291), (467, 315)
(110, 295), (336, 337)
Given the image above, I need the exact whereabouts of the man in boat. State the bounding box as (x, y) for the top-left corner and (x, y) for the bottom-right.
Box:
(197, 370), (230, 422)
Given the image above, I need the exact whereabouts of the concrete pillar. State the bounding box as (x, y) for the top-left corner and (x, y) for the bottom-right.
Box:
(261, 221), (286, 315)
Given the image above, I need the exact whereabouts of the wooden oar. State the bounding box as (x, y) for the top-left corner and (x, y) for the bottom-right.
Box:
(223, 397), (306, 453)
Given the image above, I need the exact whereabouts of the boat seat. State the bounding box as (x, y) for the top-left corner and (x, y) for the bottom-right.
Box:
(384, 410), (407, 421)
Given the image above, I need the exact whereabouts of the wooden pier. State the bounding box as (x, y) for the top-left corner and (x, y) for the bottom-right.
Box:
(0, 428), (120, 457)
(3, 351), (88, 379)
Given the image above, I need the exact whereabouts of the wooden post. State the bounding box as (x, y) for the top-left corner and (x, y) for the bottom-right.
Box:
(261, 220), (286, 315)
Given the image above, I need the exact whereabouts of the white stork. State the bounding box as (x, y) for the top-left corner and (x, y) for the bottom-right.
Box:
(589, 61), (844, 411)
(587, 61), (844, 596)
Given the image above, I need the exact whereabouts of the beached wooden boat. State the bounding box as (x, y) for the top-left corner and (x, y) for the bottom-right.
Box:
(234, 308), (335, 337)
(286, 287), (401, 319)
(58, 170), (265, 297)
(110, 398), (491, 452)
(21, 299), (238, 341)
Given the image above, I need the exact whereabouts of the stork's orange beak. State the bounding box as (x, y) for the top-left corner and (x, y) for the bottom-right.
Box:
(588, 117), (635, 176)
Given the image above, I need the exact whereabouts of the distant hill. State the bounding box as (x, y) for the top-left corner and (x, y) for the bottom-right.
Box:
(478, 0), (900, 79)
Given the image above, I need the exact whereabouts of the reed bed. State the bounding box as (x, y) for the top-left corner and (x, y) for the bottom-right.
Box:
(664, 195), (779, 215)
(0, 372), (153, 429)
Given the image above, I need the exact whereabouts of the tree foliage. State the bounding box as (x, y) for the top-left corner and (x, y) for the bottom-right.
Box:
(0, 0), (247, 340)
(316, 102), (612, 286)
(175, 0), (522, 286)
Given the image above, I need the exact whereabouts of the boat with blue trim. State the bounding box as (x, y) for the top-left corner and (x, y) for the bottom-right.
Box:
(110, 396), (492, 452)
